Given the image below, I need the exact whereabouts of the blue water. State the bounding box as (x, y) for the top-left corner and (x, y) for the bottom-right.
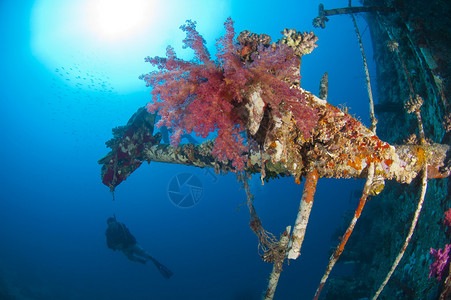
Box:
(0, 0), (376, 299)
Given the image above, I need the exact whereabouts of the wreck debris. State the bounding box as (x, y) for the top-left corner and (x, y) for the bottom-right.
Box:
(314, 163), (375, 299)
(287, 170), (319, 260)
(100, 98), (450, 185)
(373, 164), (428, 299)
(349, 9), (377, 133)
(98, 107), (161, 192)
(264, 226), (292, 300)
(98, 15), (451, 299)
(313, 3), (393, 29)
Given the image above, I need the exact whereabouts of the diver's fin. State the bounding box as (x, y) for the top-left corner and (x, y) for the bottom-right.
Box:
(149, 257), (173, 279)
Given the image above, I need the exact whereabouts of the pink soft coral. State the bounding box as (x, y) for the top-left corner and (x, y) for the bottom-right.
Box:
(139, 18), (317, 171)
(429, 244), (451, 281)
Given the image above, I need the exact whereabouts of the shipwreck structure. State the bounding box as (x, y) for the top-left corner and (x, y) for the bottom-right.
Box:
(99, 0), (451, 298)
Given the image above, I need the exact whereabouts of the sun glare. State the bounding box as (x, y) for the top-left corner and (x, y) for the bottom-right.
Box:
(86, 0), (154, 41)
(30, 0), (231, 93)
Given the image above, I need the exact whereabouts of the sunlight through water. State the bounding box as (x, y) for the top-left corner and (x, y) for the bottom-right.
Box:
(30, 0), (230, 93)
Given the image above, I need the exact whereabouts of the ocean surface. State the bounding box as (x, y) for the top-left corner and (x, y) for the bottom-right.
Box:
(0, 0), (377, 299)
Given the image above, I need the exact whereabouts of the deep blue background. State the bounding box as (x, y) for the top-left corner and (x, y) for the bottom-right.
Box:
(0, 0), (376, 299)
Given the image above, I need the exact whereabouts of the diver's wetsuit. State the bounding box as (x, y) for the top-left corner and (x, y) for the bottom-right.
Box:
(105, 218), (174, 279)
(106, 221), (136, 251)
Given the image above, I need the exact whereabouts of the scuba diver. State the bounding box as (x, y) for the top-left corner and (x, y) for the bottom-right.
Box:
(105, 216), (173, 279)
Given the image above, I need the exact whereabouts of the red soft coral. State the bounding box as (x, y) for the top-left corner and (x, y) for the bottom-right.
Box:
(140, 19), (247, 170)
(444, 208), (451, 227)
(140, 18), (317, 171)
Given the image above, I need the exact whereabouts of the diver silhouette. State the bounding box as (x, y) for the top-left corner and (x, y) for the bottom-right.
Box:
(105, 216), (173, 279)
